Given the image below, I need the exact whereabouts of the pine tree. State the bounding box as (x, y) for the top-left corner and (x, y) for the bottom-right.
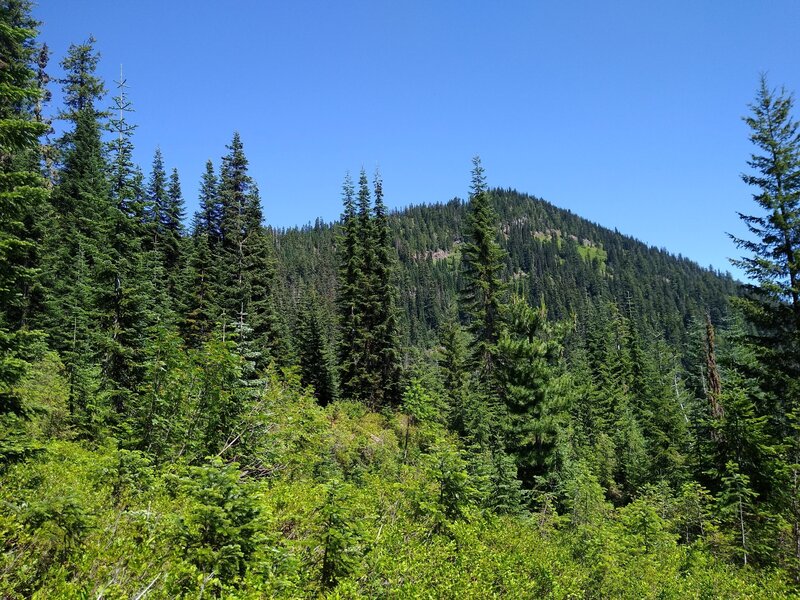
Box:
(351, 169), (379, 402)
(731, 79), (800, 567)
(164, 167), (186, 308)
(196, 159), (222, 246)
(370, 170), (402, 407)
(438, 313), (470, 435)
(182, 162), (223, 345)
(461, 156), (506, 376)
(731, 76), (800, 433)
(142, 148), (172, 322)
(40, 38), (112, 429)
(0, 0), (49, 463)
(495, 295), (560, 485)
(335, 169), (402, 408)
(217, 132), (284, 368)
(336, 173), (362, 402)
(99, 69), (152, 418)
(182, 229), (217, 347)
(296, 287), (338, 406)
(56, 36), (105, 121)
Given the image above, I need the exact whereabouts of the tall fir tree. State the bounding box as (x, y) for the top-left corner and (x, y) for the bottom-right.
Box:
(40, 37), (113, 430)
(336, 169), (402, 408)
(731, 76), (800, 435)
(369, 170), (402, 407)
(461, 156), (506, 376)
(218, 132), (284, 368)
(0, 0), (49, 462)
(296, 286), (338, 406)
(164, 167), (186, 306)
(495, 296), (561, 486)
(336, 173), (362, 402)
(99, 69), (152, 418)
(731, 79), (800, 568)
(182, 229), (217, 347)
(143, 148), (172, 322)
(196, 159), (222, 245)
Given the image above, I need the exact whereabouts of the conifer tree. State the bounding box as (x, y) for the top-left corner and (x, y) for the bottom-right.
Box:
(495, 295), (560, 485)
(40, 38), (112, 427)
(196, 159), (222, 246)
(732, 79), (800, 563)
(164, 167), (186, 305)
(438, 313), (470, 435)
(296, 287), (338, 406)
(370, 170), (402, 407)
(56, 36), (105, 122)
(218, 133), (284, 368)
(0, 0), (49, 462)
(99, 70), (152, 417)
(336, 173), (362, 402)
(350, 170), (379, 401)
(335, 169), (402, 408)
(731, 76), (800, 435)
(182, 227), (217, 347)
(461, 156), (506, 376)
(180, 161), (223, 346)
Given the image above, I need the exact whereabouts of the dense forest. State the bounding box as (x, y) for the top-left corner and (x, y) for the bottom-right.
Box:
(2, 2), (800, 597)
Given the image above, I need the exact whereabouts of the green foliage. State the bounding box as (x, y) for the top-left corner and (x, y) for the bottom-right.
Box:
(495, 295), (562, 483)
(336, 170), (402, 409)
(315, 479), (362, 590)
(2, 23), (800, 599)
(166, 458), (259, 596)
(0, 1), (49, 467)
(461, 156), (507, 375)
(296, 287), (338, 406)
(419, 442), (478, 531)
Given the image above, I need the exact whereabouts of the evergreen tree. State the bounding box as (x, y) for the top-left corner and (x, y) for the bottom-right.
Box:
(370, 170), (402, 407)
(196, 159), (222, 246)
(182, 230), (217, 347)
(438, 313), (470, 435)
(218, 132), (251, 325)
(335, 169), (402, 408)
(731, 79), (800, 568)
(336, 173), (363, 402)
(99, 70), (152, 418)
(731, 76), (800, 435)
(164, 167), (186, 300)
(142, 148), (172, 322)
(182, 162), (223, 345)
(461, 156), (506, 376)
(0, 0), (49, 463)
(495, 296), (561, 485)
(296, 287), (338, 406)
(56, 36), (105, 121)
(350, 169), (380, 402)
(218, 132), (284, 368)
(40, 38), (112, 429)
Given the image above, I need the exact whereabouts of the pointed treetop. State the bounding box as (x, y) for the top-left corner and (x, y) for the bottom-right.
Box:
(341, 171), (355, 218)
(357, 168), (371, 218)
(470, 155), (487, 197)
(373, 168), (384, 209)
(59, 36), (106, 116)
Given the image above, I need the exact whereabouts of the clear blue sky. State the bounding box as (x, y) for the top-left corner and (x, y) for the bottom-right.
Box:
(34, 1), (800, 277)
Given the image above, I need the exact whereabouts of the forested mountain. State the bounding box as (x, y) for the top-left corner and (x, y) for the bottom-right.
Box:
(276, 188), (738, 348)
(2, 3), (800, 598)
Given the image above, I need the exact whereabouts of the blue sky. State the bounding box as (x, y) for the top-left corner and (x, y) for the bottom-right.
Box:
(34, 1), (800, 277)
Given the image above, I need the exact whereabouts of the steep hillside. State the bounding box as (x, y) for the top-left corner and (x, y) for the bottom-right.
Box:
(276, 188), (739, 347)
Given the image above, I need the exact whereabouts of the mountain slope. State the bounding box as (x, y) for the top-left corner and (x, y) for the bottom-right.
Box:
(276, 188), (739, 348)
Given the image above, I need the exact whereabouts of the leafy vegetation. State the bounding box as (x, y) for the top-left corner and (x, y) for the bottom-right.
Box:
(1, 2), (799, 597)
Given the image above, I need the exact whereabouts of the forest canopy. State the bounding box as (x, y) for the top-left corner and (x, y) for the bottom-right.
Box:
(1, 2), (800, 597)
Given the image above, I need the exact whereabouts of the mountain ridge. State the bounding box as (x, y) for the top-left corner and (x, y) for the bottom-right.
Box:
(275, 187), (739, 348)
